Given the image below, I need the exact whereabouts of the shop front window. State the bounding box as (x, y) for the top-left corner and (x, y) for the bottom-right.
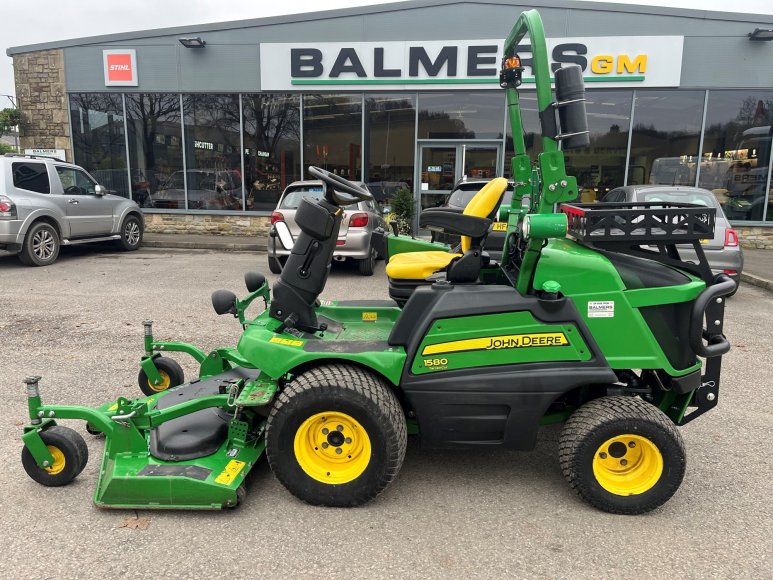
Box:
(303, 94), (362, 180)
(699, 91), (773, 222)
(70, 93), (129, 198)
(628, 90), (705, 187)
(504, 91), (541, 180)
(418, 92), (504, 140)
(365, 94), (416, 211)
(125, 93), (184, 209)
(183, 94), (243, 211)
(242, 94), (301, 212)
(565, 90), (632, 202)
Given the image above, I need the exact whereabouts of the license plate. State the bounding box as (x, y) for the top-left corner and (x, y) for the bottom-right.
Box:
(492, 222), (508, 232)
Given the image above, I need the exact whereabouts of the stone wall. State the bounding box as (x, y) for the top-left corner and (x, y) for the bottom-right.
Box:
(143, 213), (271, 237)
(13, 49), (71, 161)
(737, 226), (773, 250)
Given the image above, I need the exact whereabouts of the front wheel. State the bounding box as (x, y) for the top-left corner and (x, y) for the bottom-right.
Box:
(21, 426), (88, 486)
(266, 364), (407, 507)
(19, 221), (60, 266)
(117, 215), (143, 251)
(559, 396), (686, 515)
(137, 356), (185, 396)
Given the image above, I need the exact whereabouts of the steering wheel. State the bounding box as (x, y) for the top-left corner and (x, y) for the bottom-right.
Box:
(308, 166), (373, 207)
(64, 185), (83, 195)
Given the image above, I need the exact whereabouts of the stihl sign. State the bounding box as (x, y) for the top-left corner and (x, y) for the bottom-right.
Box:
(103, 50), (138, 86)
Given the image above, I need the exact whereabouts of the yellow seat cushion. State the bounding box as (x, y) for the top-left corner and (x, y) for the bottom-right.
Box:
(385, 251), (462, 280)
(387, 177), (508, 281)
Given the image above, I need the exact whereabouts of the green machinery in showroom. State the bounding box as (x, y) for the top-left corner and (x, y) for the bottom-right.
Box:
(19, 9), (734, 515)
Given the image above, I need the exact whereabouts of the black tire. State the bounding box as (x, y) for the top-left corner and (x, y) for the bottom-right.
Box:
(18, 221), (60, 266)
(559, 396), (686, 515)
(266, 364), (407, 507)
(357, 247), (376, 276)
(137, 356), (185, 396)
(85, 422), (104, 437)
(21, 426), (88, 487)
(117, 214), (143, 251)
(268, 255), (283, 274)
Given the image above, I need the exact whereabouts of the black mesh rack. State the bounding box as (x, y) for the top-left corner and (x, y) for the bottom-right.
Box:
(561, 202), (716, 243)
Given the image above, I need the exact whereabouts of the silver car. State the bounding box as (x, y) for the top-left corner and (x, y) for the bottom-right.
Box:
(268, 180), (386, 276)
(600, 185), (744, 288)
(0, 154), (144, 266)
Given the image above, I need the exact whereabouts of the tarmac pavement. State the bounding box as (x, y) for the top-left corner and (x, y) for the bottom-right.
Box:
(0, 244), (771, 579)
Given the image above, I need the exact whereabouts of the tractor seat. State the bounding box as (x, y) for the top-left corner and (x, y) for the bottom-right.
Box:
(386, 177), (508, 303)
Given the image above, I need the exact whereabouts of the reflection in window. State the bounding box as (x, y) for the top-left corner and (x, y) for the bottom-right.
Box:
(628, 90), (705, 187)
(419, 92), (504, 139)
(243, 94), (301, 212)
(565, 90), (632, 202)
(125, 94), (183, 209)
(70, 93), (129, 198)
(505, 91), (541, 180)
(699, 91), (773, 222)
(183, 94), (243, 211)
(365, 94), (416, 210)
(303, 94), (361, 180)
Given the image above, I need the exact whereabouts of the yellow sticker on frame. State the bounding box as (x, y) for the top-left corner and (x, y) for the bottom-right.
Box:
(362, 312), (378, 321)
(214, 460), (246, 485)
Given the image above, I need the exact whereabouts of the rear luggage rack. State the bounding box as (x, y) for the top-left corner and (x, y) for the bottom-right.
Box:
(561, 202), (716, 243)
(560, 202), (718, 284)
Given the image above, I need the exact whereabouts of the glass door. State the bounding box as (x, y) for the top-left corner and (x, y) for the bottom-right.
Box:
(417, 142), (501, 231)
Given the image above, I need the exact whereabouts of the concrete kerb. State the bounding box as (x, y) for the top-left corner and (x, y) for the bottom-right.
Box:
(740, 272), (773, 293)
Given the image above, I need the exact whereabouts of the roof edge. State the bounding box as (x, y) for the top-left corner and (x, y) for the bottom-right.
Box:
(7, 0), (773, 56)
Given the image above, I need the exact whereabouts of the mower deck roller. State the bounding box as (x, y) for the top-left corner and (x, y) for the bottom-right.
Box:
(20, 9), (733, 515)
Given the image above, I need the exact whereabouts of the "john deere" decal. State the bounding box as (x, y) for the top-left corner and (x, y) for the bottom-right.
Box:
(422, 332), (569, 356)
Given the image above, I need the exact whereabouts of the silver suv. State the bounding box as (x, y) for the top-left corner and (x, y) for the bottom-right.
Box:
(0, 154), (144, 266)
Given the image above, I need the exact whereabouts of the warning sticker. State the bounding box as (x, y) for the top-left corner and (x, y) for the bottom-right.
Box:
(214, 460), (246, 485)
(362, 312), (378, 321)
(588, 301), (615, 318)
(269, 337), (304, 347)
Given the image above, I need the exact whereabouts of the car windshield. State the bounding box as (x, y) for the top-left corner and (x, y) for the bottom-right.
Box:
(639, 190), (720, 208)
(279, 186), (359, 210)
(448, 183), (515, 209)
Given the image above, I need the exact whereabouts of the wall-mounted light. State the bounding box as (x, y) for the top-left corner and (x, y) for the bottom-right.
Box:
(179, 37), (206, 48)
(748, 28), (773, 41)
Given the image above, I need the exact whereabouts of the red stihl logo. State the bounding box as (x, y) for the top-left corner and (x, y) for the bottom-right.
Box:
(106, 54), (133, 81)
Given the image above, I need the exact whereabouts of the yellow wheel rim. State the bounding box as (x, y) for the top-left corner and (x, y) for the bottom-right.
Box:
(593, 434), (663, 496)
(294, 411), (371, 484)
(44, 445), (66, 475)
(147, 370), (171, 393)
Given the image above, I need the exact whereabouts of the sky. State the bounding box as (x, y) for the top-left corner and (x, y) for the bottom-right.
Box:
(2, 0), (773, 106)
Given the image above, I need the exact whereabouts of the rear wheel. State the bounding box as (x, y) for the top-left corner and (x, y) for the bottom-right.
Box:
(357, 247), (376, 276)
(19, 221), (60, 266)
(21, 426), (88, 486)
(137, 356), (185, 396)
(559, 396), (686, 515)
(266, 364), (407, 506)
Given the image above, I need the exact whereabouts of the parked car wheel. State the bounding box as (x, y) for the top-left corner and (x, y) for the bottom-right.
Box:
(358, 247), (377, 276)
(19, 221), (60, 266)
(117, 215), (143, 251)
(268, 256), (283, 274)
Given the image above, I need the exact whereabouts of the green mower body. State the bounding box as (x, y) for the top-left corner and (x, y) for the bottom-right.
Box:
(20, 8), (734, 515)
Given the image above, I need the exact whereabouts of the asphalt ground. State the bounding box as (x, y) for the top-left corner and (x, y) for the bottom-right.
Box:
(0, 244), (771, 579)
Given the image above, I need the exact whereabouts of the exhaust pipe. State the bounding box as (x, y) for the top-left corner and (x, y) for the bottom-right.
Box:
(333, 256), (346, 262)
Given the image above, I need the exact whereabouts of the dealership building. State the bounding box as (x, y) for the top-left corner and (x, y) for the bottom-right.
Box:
(7, 0), (773, 245)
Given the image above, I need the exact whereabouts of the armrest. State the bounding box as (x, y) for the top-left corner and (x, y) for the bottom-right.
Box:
(420, 208), (491, 239)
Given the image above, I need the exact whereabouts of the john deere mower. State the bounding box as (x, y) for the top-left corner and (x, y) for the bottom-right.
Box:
(19, 9), (734, 515)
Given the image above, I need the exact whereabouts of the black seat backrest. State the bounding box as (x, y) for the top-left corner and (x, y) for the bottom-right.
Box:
(270, 197), (342, 329)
